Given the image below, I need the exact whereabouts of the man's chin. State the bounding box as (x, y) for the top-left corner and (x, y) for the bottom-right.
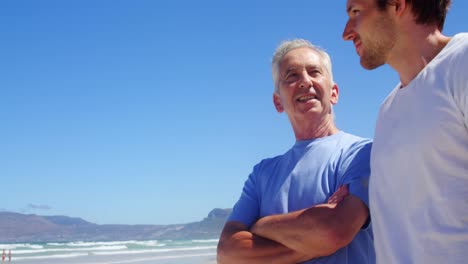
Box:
(360, 59), (384, 70)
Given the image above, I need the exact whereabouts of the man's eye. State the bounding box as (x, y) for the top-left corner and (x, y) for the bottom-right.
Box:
(309, 70), (321, 76)
(352, 9), (360, 15)
(285, 73), (297, 81)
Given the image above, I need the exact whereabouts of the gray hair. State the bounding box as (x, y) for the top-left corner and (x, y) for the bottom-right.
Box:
(272, 39), (334, 94)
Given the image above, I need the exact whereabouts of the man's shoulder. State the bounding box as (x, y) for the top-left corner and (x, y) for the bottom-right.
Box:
(338, 132), (372, 149)
(443, 33), (468, 59)
(255, 152), (288, 168)
(453, 32), (468, 43)
(334, 132), (373, 162)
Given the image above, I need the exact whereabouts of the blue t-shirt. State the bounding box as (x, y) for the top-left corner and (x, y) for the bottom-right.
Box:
(228, 131), (375, 264)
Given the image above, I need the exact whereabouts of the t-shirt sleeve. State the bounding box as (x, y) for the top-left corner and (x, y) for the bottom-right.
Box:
(227, 165), (261, 228)
(338, 140), (372, 208)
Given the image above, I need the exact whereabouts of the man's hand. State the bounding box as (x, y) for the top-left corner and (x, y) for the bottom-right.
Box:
(327, 185), (349, 205)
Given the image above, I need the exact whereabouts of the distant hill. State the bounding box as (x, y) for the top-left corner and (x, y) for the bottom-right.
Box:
(0, 208), (232, 243)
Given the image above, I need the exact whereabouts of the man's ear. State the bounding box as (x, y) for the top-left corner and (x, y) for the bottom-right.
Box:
(273, 93), (284, 113)
(390, 0), (407, 17)
(331, 84), (339, 105)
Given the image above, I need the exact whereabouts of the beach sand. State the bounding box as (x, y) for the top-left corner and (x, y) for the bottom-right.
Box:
(10, 251), (216, 264)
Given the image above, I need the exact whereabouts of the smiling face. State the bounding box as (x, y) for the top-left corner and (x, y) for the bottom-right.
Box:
(274, 47), (338, 133)
(342, 0), (397, 69)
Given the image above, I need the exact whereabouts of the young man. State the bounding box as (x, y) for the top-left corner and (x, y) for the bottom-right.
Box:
(217, 39), (375, 264)
(343, 0), (468, 263)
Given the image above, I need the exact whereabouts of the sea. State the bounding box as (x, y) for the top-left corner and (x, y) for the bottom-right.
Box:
(0, 239), (218, 264)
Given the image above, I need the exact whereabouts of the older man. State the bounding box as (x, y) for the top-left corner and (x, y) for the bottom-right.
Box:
(217, 39), (375, 264)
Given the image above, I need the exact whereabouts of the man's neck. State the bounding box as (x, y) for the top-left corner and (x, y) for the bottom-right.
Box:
(292, 118), (339, 141)
(388, 27), (451, 87)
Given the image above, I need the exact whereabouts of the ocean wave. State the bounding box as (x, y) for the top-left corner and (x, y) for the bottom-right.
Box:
(0, 244), (43, 250)
(128, 240), (158, 246)
(13, 252), (89, 261)
(192, 239), (219, 243)
(13, 245), (128, 255)
(170, 240), (198, 245)
(64, 240), (158, 247)
(92, 246), (217, 256)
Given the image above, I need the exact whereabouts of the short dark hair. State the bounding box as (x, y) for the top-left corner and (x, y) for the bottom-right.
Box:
(376, 0), (451, 30)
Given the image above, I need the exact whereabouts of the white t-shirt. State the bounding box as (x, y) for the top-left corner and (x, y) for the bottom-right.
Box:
(370, 33), (468, 263)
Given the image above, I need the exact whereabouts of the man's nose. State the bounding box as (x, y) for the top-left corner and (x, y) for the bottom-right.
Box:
(299, 74), (313, 89)
(342, 20), (355, 41)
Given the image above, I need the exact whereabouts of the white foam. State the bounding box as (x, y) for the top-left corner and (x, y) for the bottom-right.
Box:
(130, 240), (158, 246)
(66, 241), (131, 247)
(13, 252), (88, 261)
(62, 240), (159, 247)
(13, 245), (128, 255)
(46, 243), (64, 246)
(192, 239), (219, 243)
(0, 244), (43, 250)
(92, 246), (217, 256)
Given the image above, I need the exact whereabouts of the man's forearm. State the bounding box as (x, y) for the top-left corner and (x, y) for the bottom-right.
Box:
(217, 222), (309, 264)
(250, 204), (339, 258)
(250, 195), (369, 258)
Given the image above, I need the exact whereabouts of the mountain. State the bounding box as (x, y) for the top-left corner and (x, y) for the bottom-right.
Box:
(0, 208), (232, 243)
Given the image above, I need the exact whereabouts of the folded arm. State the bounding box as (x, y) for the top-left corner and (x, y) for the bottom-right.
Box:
(250, 192), (369, 259)
(217, 221), (309, 264)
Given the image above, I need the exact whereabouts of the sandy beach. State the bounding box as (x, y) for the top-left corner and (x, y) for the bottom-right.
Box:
(9, 251), (216, 264)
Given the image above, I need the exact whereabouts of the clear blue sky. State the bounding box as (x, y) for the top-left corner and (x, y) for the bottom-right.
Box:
(1, 0), (467, 225)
